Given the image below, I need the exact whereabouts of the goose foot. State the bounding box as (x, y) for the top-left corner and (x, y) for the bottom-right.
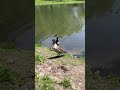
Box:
(50, 47), (53, 51)
(57, 54), (61, 57)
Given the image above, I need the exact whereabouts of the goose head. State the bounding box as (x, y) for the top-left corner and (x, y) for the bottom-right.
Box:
(55, 34), (58, 37)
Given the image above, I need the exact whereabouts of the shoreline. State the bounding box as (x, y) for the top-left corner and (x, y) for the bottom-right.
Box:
(35, 1), (85, 5)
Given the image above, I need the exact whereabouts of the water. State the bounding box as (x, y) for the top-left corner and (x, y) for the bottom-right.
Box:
(86, 0), (120, 75)
(35, 4), (85, 57)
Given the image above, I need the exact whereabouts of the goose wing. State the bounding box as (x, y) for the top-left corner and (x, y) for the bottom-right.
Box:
(57, 46), (66, 53)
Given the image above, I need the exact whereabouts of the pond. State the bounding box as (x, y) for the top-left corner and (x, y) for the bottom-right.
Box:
(86, 0), (120, 75)
(35, 4), (85, 57)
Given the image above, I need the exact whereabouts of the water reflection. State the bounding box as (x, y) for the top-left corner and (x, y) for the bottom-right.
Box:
(35, 4), (85, 56)
(41, 28), (85, 56)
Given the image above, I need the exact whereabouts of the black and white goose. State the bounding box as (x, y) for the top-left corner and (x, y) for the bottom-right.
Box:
(52, 39), (67, 56)
(55, 34), (60, 45)
(50, 34), (60, 50)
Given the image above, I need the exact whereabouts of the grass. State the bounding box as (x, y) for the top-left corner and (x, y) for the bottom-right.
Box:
(35, 44), (42, 47)
(35, 73), (72, 90)
(35, 53), (45, 64)
(35, 73), (40, 83)
(35, 45), (85, 65)
(86, 67), (120, 90)
(35, 45), (85, 89)
(35, 0), (85, 5)
(59, 78), (71, 88)
(41, 75), (55, 85)
(40, 84), (55, 90)
(0, 42), (15, 49)
(0, 64), (25, 89)
(0, 46), (34, 89)
(59, 54), (85, 65)
(35, 73), (55, 90)
(0, 64), (13, 83)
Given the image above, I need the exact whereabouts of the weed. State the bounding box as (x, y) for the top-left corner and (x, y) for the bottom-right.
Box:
(59, 78), (71, 88)
(35, 44), (42, 47)
(41, 75), (54, 85)
(35, 53), (45, 64)
(35, 75), (55, 90)
(40, 84), (55, 90)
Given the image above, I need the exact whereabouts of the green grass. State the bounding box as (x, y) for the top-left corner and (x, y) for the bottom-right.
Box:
(35, 73), (40, 83)
(35, 0), (85, 5)
(41, 75), (55, 85)
(40, 84), (55, 90)
(0, 64), (25, 89)
(35, 73), (72, 90)
(59, 78), (71, 88)
(35, 44), (42, 47)
(59, 54), (85, 65)
(35, 53), (45, 64)
(35, 45), (85, 65)
(35, 74), (55, 90)
(0, 64), (13, 83)
(0, 42), (15, 49)
(35, 45), (85, 89)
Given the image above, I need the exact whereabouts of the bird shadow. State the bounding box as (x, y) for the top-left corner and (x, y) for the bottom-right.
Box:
(48, 55), (64, 59)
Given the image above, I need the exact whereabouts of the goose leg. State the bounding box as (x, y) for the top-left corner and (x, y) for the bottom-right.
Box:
(57, 53), (60, 56)
(50, 47), (53, 51)
(59, 54), (61, 56)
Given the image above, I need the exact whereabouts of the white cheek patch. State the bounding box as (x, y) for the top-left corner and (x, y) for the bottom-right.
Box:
(57, 42), (60, 44)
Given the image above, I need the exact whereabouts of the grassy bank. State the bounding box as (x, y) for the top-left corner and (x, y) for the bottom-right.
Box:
(35, 45), (85, 65)
(35, 45), (120, 90)
(35, 0), (85, 5)
(0, 43), (119, 89)
(35, 45), (85, 90)
(0, 45), (34, 89)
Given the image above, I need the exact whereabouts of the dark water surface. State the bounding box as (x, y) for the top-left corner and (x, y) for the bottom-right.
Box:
(86, 0), (120, 75)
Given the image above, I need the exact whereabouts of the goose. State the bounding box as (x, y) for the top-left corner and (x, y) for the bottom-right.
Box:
(50, 34), (60, 50)
(52, 39), (67, 56)
(55, 34), (60, 45)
